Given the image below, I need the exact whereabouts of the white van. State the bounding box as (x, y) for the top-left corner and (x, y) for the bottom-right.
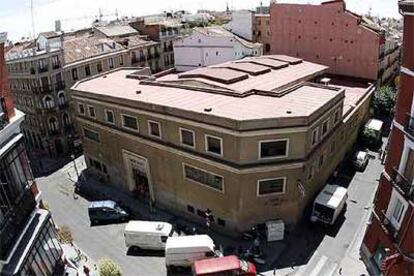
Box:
(310, 185), (348, 225)
(364, 119), (384, 143)
(124, 220), (173, 250)
(165, 235), (221, 270)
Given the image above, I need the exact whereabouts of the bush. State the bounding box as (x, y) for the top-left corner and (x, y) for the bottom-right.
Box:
(57, 225), (73, 244)
(371, 85), (396, 116)
(361, 127), (378, 149)
(99, 259), (122, 276)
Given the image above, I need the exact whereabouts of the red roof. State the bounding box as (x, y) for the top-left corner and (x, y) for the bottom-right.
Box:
(193, 255), (241, 274)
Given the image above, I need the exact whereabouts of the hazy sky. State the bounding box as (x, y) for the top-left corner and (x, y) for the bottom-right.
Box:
(0, 0), (401, 41)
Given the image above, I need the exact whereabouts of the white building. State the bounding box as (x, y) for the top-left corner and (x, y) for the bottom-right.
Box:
(174, 26), (262, 72)
(224, 10), (255, 41)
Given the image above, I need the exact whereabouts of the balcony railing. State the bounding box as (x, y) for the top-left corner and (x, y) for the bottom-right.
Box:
(54, 81), (65, 91)
(30, 67), (36, 75)
(379, 209), (399, 241)
(390, 167), (414, 201)
(58, 102), (68, 110)
(52, 61), (61, 70)
(32, 85), (52, 94)
(404, 113), (414, 138)
(154, 52), (160, 58)
(48, 129), (60, 136)
(147, 54), (153, 60)
(167, 45), (173, 51)
(38, 66), (48, 73)
(0, 187), (36, 260)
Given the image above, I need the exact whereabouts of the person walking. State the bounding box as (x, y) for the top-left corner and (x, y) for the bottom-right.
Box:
(83, 265), (90, 276)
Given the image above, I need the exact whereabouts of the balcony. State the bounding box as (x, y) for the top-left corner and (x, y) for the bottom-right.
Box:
(48, 129), (61, 137)
(139, 56), (146, 62)
(147, 54), (153, 60)
(0, 187), (36, 260)
(390, 167), (414, 201)
(154, 52), (160, 59)
(32, 85), (52, 94)
(58, 102), (69, 110)
(52, 61), (61, 70)
(378, 209), (399, 241)
(54, 81), (65, 91)
(30, 67), (36, 75)
(167, 45), (173, 51)
(38, 66), (48, 73)
(64, 125), (74, 134)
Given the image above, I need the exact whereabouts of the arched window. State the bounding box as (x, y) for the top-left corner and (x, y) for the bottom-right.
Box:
(43, 96), (54, 108)
(49, 117), (59, 131)
(58, 92), (66, 106)
(63, 113), (71, 127)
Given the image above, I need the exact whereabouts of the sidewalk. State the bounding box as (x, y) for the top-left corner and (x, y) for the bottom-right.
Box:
(73, 161), (286, 272)
(61, 243), (98, 275)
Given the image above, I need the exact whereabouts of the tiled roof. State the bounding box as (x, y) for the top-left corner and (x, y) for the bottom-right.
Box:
(114, 35), (157, 49)
(63, 34), (124, 64)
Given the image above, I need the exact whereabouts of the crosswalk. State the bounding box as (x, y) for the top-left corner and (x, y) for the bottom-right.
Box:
(295, 252), (340, 276)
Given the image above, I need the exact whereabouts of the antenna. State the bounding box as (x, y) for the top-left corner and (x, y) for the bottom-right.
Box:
(31, 0), (36, 38)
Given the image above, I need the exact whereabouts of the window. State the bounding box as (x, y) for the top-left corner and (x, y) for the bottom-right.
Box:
(307, 165), (314, 180)
(78, 103), (85, 114)
(334, 110), (341, 124)
(319, 153), (324, 168)
(71, 68), (78, 81)
(148, 120), (161, 138)
(184, 164), (224, 192)
(83, 128), (100, 142)
(321, 120), (329, 137)
(122, 114), (138, 130)
(85, 65), (91, 76)
(109, 58), (114, 69)
(180, 128), (195, 148)
(105, 110), (115, 124)
(205, 135), (223, 156)
(259, 139), (288, 159)
(216, 51), (219, 56)
(119, 55), (124, 65)
(88, 105), (96, 118)
(257, 178), (286, 196)
(97, 62), (102, 73)
(391, 199), (405, 223)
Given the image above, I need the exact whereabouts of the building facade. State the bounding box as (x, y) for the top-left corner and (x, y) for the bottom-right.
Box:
(72, 55), (374, 233)
(253, 14), (271, 54)
(0, 32), (63, 276)
(360, 1), (414, 275)
(174, 26), (262, 72)
(269, 0), (400, 82)
(224, 10), (255, 41)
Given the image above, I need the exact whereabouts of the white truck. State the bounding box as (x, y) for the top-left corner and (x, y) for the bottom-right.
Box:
(124, 220), (174, 251)
(165, 235), (221, 271)
(310, 185), (348, 225)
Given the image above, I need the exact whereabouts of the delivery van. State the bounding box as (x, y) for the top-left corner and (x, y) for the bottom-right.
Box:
(193, 255), (256, 276)
(310, 185), (348, 225)
(124, 220), (174, 251)
(165, 235), (221, 271)
(364, 119), (384, 146)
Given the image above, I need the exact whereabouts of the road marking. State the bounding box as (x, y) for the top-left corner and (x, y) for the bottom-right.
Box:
(309, 255), (328, 276)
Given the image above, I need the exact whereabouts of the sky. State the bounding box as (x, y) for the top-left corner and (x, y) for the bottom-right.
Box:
(0, 0), (401, 41)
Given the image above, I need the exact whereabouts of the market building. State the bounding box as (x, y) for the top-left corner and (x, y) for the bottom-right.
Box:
(71, 55), (375, 233)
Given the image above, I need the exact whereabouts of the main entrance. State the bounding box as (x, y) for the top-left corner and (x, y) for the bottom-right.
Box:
(122, 150), (154, 205)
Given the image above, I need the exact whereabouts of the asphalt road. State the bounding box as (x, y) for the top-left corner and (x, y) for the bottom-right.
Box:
(38, 149), (382, 276)
(37, 158), (167, 276)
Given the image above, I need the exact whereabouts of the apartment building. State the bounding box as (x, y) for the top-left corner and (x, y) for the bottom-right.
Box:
(269, 0), (400, 83)
(0, 32), (63, 276)
(174, 26), (262, 72)
(360, 1), (414, 275)
(5, 32), (70, 157)
(224, 10), (255, 41)
(72, 55), (375, 233)
(253, 14), (271, 54)
(129, 19), (182, 71)
(5, 29), (133, 157)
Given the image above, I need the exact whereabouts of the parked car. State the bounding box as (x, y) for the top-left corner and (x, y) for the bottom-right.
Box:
(88, 200), (129, 225)
(352, 150), (369, 171)
(362, 119), (384, 149)
(124, 220), (174, 251)
(165, 235), (222, 271)
(310, 185), (348, 225)
(193, 255), (256, 276)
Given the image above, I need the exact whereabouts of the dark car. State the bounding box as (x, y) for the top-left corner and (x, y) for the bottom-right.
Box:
(88, 200), (129, 225)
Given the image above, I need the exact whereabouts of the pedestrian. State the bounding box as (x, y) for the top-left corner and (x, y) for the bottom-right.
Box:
(83, 265), (90, 276)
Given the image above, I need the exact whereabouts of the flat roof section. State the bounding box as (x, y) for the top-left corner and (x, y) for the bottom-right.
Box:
(238, 58), (289, 70)
(178, 67), (249, 84)
(212, 62), (271, 75)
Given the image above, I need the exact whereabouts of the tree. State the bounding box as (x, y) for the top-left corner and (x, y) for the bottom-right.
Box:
(99, 259), (122, 276)
(57, 225), (73, 244)
(371, 85), (396, 116)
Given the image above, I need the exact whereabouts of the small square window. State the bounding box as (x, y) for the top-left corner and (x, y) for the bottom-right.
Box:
(97, 62), (103, 72)
(78, 103), (85, 114)
(321, 120), (329, 136)
(88, 105), (95, 118)
(109, 58), (114, 69)
(148, 120), (161, 138)
(334, 110), (341, 124)
(85, 65), (91, 76)
(257, 178), (286, 196)
(105, 110), (115, 124)
(122, 114), (138, 130)
(260, 140), (288, 159)
(180, 128), (195, 148)
(72, 68), (78, 80)
(205, 135), (222, 156)
(319, 154), (325, 168)
(119, 55), (124, 65)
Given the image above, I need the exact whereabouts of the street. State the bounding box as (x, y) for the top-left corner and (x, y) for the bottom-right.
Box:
(37, 149), (382, 276)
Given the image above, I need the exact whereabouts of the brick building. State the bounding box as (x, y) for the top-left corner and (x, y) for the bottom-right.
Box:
(269, 0), (400, 83)
(71, 55), (375, 233)
(253, 14), (271, 54)
(360, 1), (414, 275)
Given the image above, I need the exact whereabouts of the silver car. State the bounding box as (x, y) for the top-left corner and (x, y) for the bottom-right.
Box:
(353, 150), (369, 171)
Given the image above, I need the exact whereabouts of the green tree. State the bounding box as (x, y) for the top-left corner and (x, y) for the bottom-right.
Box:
(99, 259), (122, 276)
(371, 85), (396, 116)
